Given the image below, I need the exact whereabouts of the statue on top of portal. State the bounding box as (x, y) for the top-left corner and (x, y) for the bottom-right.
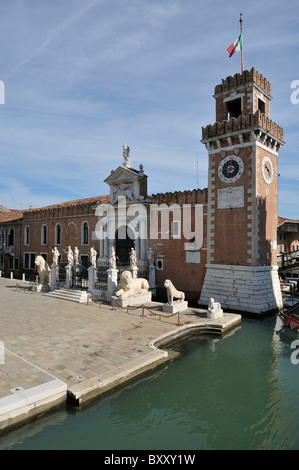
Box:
(122, 143), (132, 168)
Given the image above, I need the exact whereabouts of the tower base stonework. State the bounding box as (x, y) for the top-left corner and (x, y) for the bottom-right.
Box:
(199, 264), (283, 315)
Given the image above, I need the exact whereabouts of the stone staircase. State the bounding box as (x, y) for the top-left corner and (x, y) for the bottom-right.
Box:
(44, 289), (89, 304)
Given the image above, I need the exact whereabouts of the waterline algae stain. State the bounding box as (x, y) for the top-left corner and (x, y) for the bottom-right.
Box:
(2, 316), (299, 450)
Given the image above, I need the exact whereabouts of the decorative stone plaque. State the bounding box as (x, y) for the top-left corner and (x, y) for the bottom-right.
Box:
(217, 186), (244, 209)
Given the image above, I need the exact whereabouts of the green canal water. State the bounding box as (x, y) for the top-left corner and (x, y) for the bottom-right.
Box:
(1, 315), (299, 450)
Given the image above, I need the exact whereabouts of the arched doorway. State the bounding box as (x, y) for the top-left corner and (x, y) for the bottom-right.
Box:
(115, 226), (135, 264)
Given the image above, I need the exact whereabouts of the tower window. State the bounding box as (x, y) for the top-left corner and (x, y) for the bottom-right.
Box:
(227, 98), (242, 119)
(258, 98), (265, 114)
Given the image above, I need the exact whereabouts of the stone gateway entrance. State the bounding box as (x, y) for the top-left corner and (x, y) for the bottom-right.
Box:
(115, 226), (135, 264)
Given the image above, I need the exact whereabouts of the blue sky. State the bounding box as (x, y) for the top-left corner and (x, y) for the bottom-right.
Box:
(0, 0), (298, 218)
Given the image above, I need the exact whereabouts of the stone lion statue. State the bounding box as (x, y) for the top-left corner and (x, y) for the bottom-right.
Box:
(207, 297), (223, 319)
(115, 270), (149, 298)
(35, 255), (51, 288)
(164, 279), (185, 305)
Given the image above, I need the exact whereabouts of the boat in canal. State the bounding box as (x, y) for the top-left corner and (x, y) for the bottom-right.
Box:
(278, 302), (299, 331)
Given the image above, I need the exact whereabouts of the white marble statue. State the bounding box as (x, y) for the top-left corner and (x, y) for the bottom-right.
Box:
(164, 279), (185, 305)
(115, 270), (149, 298)
(109, 247), (116, 269)
(130, 247), (137, 268)
(67, 246), (74, 265)
(90, 247), (97, 267)
(35, 255), (51, 288)
(74, 247), (79, 264)
(52, 247), (60, 265)
(122, 142), (132, 167)
(207, 297), (223, 319)
(148, 248), (155, 266)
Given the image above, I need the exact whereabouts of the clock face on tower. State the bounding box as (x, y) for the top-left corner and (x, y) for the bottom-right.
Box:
(262, 156), (274, 184)
(218, 155), (244, 183)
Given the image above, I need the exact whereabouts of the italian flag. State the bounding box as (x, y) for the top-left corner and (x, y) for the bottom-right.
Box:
(227, 34), (242, 57)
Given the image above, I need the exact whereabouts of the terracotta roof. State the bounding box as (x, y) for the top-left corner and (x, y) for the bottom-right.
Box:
(0, 209), (23, 223)
(278, 216), (299, 227)
(23, 195), (110, 212)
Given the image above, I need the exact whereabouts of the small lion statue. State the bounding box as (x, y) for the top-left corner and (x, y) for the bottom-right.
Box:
(115, 270), (149, 298)
(164, 279), (185, 305)
(207, 297), (223, 319)
(35, 255), (51, 289)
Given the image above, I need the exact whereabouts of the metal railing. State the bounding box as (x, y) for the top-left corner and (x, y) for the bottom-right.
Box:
(111, 300), (182, 326)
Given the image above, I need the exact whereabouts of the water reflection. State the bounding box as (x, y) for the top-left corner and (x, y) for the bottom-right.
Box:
(2, 317), (299, 450)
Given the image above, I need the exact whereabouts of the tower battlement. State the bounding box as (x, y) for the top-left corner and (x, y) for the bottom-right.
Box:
(214, 67), (271, 97)
(202, 110), (284, 143)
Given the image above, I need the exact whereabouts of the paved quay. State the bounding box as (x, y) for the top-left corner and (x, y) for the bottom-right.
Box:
(0, 278), (241, 431)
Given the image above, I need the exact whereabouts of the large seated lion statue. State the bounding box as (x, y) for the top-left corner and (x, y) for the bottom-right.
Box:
(35, 255), (51, 288)
(164, 279), (185, 305)
(115, 270), (149, 298)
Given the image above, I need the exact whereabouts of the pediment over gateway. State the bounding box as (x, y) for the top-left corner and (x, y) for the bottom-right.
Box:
(104, 144), (149, 204)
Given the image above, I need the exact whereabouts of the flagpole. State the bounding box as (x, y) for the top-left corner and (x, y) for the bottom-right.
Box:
(240, 13), (244, 73)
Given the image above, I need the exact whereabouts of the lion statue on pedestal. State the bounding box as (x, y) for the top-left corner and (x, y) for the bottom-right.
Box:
(35, 255), (51, 289)
(164, 279), (185, 305)
(115, 270), (149, 298)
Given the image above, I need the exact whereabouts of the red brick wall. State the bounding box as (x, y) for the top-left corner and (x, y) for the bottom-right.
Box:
(149, 189), (208, 303)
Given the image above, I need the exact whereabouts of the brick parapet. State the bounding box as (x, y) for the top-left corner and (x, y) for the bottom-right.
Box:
(202, 110), (284, 143)
(151, 188), (208, 206)
(214, 67), (271, 97)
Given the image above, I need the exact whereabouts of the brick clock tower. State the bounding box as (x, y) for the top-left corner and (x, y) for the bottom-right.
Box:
(199, 68), (285, 315)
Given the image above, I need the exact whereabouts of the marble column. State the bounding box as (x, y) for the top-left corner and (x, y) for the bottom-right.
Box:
(148, 265), (156, 296)
(51, 263), (59, 290)
(88, 266), (97, 292)
(107, 268), (118, 294)
(65, 265), (72, 289)
(131, 266), (139, 279)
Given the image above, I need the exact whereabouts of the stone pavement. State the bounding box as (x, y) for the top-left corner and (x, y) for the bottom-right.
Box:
(0, 278), (241, 430)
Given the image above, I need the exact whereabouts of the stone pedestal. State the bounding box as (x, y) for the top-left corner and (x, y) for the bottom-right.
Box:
(199, 264), (283, 314)
(148, 265), (156, 296)
(112, 291), (152, 308)
(131, 266), (138, 279)
(51, 263), (59, 290)
(88, 266), (96, 291)
(65, 265), (73, 289)
(107, 268), (118, 294)
(163, 300), (188, 314)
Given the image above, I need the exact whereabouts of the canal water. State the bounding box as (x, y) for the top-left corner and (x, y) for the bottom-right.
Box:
(1, 315), (299, 450)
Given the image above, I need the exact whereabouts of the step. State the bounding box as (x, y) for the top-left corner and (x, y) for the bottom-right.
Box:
(44, 289), (89, 303)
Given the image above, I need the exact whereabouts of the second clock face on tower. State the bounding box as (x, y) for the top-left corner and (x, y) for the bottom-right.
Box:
(218, 155), (244, 183)
(262, 156), (274, 184)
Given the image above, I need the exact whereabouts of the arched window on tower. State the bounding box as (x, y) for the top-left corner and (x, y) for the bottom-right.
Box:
(41, 224), (47, 245)
(55, 223), (61, 245)
(81, 222), (89, 245)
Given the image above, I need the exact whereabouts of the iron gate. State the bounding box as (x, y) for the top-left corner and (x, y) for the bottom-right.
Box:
(72, 263), (89, 290)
